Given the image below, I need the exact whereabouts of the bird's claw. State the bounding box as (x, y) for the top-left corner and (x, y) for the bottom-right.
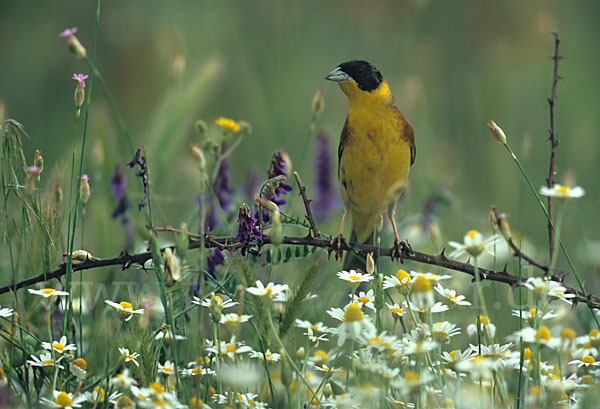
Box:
(391, 240), (412, 263)
(329, 234), (350, 260)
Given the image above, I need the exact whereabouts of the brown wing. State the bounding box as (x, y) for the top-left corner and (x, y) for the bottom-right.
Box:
(338, 117), (351, 177)
(393, 108), (416, 166)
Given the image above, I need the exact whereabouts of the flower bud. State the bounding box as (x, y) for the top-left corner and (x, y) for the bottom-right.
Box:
(54, 180), (63, 205)
(74, 86), (85, 119)
(189, 143), (206, 170)
(163, 247), (181, 288)
(25, 166), (40, 194)
(366, 252), (375, 275)
(497, 213), (512, 241)
(254, 195), (279, 213)
(238, 120), (252, 135)
(296, 346), (305, 360)
(280, 355), (292, 388)
(63, 250), (93, 262)
(194, 120), (208, 136)
(208, 293), (222, 324)
(34, 150), (44, 181)
(311, 87), (325, 118)
(488, 120), (507, 144)
(79, 174), (90, 204)
(64, 33), (87, 59)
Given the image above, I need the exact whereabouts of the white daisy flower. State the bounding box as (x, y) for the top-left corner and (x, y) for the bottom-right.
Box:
(523, 277), (576, 305)
(466, 315), (496, 339)
(304, 326), (329, 345)
(569, 355), (600, 368)
(27, 352), (64, 369)
(434, 284), (472, 306)
(157, 360), (175, 375)
(350, 289), (376, 311)
(181, 366), (215, 377)
(104, 300), (144, 321)
(0, 305), (14, 318)
(28, 288), (69, 298)
(40, 390), (89, 409)
(386, 302), (406, 318)
(42, 336), (77, 354)
(448, 230), (502, 259)
(206, 337), (254, 360)
(69, 358), (87, 380)
(112, 369), (136, 390)
(295, 319), (333, 334)
(118, 347), (140, 367)
(431, 321), (461, 343)
(512, 308), (558, 325)
(246, 280), (289, 301)
(540, 184), (585, 199)
(327, 302), (376, 346)
(192, 293), (238, 310)
(336, 270), (374, 284)
(250, 349), (281, 362)
(220, 313), (252, 326)
(383, 269), (412, 294)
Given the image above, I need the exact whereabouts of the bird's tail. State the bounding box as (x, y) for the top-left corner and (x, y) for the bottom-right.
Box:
(342, 211), (378, 272)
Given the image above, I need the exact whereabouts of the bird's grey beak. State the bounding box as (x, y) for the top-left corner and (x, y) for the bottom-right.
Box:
(325, 67), (350, 82)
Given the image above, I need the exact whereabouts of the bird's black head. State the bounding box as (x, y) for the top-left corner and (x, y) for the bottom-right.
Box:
(334, 60), (383, 92)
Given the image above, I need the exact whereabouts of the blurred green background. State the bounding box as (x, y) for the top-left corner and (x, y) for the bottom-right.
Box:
(2, 1), (600, 300)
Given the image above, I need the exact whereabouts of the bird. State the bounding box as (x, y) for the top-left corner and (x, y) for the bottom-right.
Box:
(325, 59), (415, 270)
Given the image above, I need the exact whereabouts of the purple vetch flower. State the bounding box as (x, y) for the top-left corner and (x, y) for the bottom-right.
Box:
(109, 164), (126, 199)
(59, 27), (78, 38)
(266, 149), (292, 207)
(313, 131), (340, 220)
(72, 73), (88, 88)
(234, 204), (262, 255)
(213, 158), (234, 212)
(207, 248), (225, 275)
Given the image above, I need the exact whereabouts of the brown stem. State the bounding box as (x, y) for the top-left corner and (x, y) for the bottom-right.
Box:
(546, 32), (562, 263)
(293, 171), (319, 238)
(3, 233), (599, 310)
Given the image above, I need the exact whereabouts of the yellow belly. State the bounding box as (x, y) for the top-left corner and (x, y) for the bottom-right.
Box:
(339, 107), (412, 241)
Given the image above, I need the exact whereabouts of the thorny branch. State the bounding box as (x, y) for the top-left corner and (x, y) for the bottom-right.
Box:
(2, 231), (599, 310)
(293, 171), (320, 238)
(546, 32), (562, 263)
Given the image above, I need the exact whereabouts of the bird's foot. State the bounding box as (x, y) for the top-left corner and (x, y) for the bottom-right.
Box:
(391, 239), (412, 263)
(329, 234), (350, 260)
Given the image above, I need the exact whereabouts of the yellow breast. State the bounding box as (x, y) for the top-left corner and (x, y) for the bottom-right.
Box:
(338, 80), (412, 217)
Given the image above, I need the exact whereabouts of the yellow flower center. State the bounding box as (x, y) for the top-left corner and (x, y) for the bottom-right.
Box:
(41, 288), (56, 295)
(582, 355), (595, 365)
(343, 303), (363, 322)
(368, 336), (381, 344)
(391, 307), (404, 314)
(191, 368), (201, 375)
(440, 398), (455, 408)
(150, 382), (164, 394)
(53, 342), (65, 351)
(313, 349), (327, 361)
(119, 301), (133, 310)
(466, 230), (479, 238)
(528, 308), (537, 316)
(523, 348), (532, 360)
(116, 395), (133, 408)
(42, 359), (54, 366)
(535, 325), (551, 341)
(412, 275), (432, 293)
(395, 269), (411, 284)
(529, 386), (542, 396)
(265, 288), (273, 296)
(478, 315), (490, 325)
(189, 398), (205, 408)
(560, 328), (575, 340)
(214, 296), (223, 306)
(449, 350), (457, 360)
(357, 296), (369, 303)
(554, 185), (569, 195)
(404, 370), (420, 382)
(589, 329), (599, 338)
(93, 386), (105, 402)
(72, 358), (87, 370)
(347, 274), (361, 281)
(55, 392), (73, 407)
(226, 344), (235, 353)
